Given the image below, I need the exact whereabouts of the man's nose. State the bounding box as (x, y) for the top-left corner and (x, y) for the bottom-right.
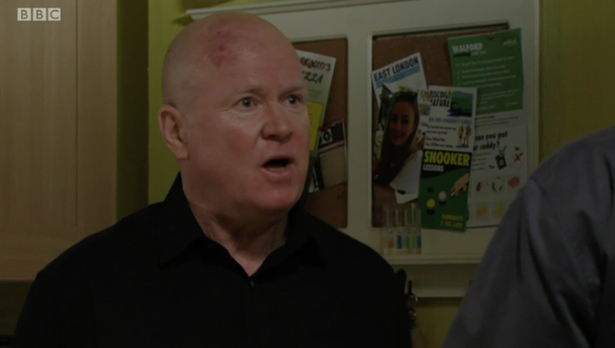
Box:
(262, 103), (292, 141)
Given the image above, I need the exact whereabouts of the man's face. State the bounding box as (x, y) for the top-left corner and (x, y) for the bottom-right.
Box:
(182, 33), (309, 216)
(388, 101), (416, 147)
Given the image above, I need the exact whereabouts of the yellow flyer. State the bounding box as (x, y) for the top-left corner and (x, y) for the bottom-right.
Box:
(296, 49), (336, 151)
(307, 101), (324, 152)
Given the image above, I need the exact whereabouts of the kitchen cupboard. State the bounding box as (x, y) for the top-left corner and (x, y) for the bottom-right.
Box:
(0, 0), (118, 280)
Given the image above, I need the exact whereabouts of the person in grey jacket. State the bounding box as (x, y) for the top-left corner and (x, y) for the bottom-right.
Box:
(443, 126), (615, 347)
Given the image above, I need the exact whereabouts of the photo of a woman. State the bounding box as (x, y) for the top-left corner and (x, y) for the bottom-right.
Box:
(373, 91), (423, 208)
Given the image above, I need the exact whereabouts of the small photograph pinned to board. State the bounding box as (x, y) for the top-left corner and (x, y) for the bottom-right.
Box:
(371, 53), (428, 227)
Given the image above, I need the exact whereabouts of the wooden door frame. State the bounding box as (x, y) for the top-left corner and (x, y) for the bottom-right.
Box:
(77, 0), (117, 237)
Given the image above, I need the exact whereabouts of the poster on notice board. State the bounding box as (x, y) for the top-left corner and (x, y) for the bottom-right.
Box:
(296, 49), (336, 152)
(418, 86), (477, 231)
(447, 28), (528, 227)
(370, 54), (428, 226)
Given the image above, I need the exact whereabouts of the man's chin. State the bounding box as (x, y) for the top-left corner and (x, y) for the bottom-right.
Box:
(261, 199), (298, 214)
(256, 192), (301, 215)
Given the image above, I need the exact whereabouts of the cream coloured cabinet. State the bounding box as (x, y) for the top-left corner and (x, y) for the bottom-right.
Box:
(0, 0), (117, 280)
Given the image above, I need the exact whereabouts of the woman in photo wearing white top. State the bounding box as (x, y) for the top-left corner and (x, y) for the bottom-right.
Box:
(373, 91), (423, 206)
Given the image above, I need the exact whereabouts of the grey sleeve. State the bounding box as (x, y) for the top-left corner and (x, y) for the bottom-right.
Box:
(442, 178), (601, 348)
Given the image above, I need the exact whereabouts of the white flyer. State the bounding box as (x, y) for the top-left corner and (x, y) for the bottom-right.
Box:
(466, 123), (528, 227)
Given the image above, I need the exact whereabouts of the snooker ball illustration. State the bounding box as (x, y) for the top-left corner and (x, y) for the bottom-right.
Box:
(426, 199), (436, 214)
(438, 191), (447, 205)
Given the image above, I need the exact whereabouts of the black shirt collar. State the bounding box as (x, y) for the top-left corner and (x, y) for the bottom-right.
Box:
(157, 173), (324, 269)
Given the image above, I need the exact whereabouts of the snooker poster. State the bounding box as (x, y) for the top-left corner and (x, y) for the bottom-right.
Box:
(418, 86), (477, 231)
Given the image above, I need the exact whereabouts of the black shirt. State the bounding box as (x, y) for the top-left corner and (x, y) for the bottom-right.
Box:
(14, 175), (411, 347)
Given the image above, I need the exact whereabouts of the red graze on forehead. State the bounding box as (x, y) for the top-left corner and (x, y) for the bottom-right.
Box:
(201, 29), (236, 69)
(197, 16), (290, 70)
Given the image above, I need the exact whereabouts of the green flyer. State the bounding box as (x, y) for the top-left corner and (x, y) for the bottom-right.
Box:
(420, 151), (471, 231)
(448, 28), (523, 115)
(417, 86), (477, 232)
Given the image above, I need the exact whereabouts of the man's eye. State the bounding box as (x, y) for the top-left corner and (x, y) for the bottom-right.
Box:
(239, 98), (254, 107)
(287, 95), (301, 104)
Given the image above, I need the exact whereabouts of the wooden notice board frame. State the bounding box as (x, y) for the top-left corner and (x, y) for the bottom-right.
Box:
(188, 0), (539, 297)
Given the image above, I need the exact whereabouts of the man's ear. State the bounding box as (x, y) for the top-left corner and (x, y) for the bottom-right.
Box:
(158, 104), (190, 160)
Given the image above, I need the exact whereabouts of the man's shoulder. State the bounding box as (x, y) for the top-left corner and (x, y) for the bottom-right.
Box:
(39, 202), (165, 279)
(520, 126), (615, 234)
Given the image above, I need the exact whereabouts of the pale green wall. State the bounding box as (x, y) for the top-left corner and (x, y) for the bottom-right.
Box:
(540, 0), (615, 159)
(416, 298), (462, 347)
(147, 0), (615, 347)
(117, 0), (149, 219)
(148, 1), (187, 203)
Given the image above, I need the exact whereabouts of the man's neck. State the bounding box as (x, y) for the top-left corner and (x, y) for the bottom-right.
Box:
(188, 201), (288, 276)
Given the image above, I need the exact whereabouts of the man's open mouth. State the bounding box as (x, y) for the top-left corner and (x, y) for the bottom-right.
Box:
(264, 158), (291, 170)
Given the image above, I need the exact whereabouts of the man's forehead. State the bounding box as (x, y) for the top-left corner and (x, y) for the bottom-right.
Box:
(162, 13), (300, 108)
(195, 13), (282, 45)
(198, 36), (299, 75)
(192, 18), (290, 68)
(198, 32), (239, 69)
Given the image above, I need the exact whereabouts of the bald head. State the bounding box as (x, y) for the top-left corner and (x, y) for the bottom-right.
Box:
(157, 11), (310, 225)
(161, 12), (296, 110)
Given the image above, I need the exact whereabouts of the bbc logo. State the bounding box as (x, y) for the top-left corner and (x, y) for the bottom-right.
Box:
(17, 8), (61, 21)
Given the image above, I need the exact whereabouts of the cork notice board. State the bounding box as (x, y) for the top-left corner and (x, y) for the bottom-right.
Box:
(371, 24), (509, 226)
(295, 26), (513, 229)
(294, 39), (348, 228)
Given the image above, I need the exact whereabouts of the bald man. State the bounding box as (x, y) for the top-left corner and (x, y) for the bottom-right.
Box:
(14, 13), (411, 347)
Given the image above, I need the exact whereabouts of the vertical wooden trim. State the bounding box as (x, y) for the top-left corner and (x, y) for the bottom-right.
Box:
(539, 0), (561, 160)
(77, 0), (117, 235)
(0, 0), (80, 280)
